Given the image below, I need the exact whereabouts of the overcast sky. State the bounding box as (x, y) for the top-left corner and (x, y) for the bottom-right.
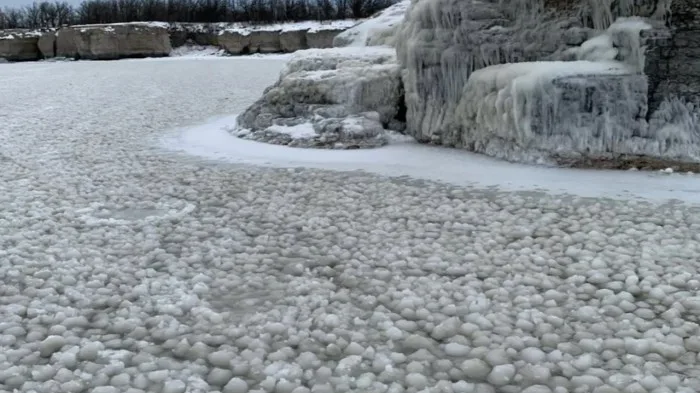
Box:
(1, 0), (82, 8)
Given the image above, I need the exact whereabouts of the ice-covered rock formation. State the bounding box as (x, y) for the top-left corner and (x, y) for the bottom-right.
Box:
(397, 0), (700, 165)
(238, 0), (700, 165)
(236, 46), (403, 148)
(234, 4), (408, 149)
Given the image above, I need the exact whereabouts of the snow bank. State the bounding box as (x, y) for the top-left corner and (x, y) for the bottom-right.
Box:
(216, 19), (360, 36)
(333, 0), (410, 47)
(70, 21), (170, 30)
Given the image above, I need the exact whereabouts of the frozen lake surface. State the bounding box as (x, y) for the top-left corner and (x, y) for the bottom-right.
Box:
(1, 57), (700, 393)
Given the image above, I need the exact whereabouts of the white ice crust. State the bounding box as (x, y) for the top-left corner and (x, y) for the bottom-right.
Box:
(3, 48), (700, 393)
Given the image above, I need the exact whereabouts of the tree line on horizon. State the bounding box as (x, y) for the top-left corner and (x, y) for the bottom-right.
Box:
(0, 0), (394, 29)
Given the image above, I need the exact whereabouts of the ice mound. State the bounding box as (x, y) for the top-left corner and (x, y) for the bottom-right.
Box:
(235, 45), (404, 149)
(457, 61), (651, 164)
(396, 0), (700, 166)
(333, 0), (411, 47)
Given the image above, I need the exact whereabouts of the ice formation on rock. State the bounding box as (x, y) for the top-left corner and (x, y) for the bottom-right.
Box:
(396, 0), (700, 165)
(238, 0), (699, 164)
(235, 37), (404, 148)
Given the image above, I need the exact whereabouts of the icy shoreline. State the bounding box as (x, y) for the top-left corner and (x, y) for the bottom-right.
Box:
(162, 115), (700, 205)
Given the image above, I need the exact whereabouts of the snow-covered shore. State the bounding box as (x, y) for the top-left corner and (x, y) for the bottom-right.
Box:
(2, 57), (700, 393)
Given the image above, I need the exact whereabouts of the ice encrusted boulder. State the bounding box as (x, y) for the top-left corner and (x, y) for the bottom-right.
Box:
(236, 45), (404, 149)
(396, 0), (700, 165)
(56, 22), (171, 60)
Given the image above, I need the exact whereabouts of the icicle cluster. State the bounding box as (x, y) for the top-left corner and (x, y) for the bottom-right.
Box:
(396, 0), (700, 164)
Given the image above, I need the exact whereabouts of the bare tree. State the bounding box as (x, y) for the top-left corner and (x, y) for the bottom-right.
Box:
(1, 0), (395, 28)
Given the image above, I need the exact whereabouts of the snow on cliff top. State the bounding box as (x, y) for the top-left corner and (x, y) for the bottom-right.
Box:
(70, 21), (170, 29)
(0, 30), (44, 39)
(216, 19), (361, 36)
(8, 19), (357, 36)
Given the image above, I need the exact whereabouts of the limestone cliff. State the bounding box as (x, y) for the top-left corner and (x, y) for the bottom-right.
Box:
(0, 30), (42, 61)
(56, 23), (172, 60)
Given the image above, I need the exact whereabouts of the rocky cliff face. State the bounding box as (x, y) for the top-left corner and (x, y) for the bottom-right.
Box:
(55, 23), (172, 60)
(0, 30), (42, 61)
(0, 21), (355, 62)
(396, 0), (700, 165)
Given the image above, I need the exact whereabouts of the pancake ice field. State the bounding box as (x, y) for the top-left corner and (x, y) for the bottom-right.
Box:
(1, 57), (700, 393)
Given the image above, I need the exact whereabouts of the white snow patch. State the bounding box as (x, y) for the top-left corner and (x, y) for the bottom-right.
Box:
(333, 0), (410, 47)
(71, 21), (170, 30)
(161, 115), (700, 204)
(217, 19), (360, 36)
(266, 123), (317, 138)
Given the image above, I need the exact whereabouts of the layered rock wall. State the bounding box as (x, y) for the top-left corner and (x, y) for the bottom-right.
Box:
(0, 20), (355, 61)
(55, 23), (172, 60)
(0, 30), (42, 61)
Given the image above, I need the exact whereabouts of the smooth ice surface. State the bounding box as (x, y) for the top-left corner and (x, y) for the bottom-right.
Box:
(3, 57), (700, 393)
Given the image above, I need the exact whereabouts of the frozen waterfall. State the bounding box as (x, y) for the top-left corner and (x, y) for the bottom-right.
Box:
(397, 0), (700, 165)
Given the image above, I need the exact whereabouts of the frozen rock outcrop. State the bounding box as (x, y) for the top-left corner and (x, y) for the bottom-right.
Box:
(236, 46), (403, 148)
(396, 0), (700, 165)
(234, 4), (408, 149)
(56, 22), (171, 60)
(0, 30), (42, 61)
(168, 22), (355, 54)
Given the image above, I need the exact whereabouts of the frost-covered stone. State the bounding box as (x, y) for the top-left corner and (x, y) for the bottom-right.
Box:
(236, 46), (404, 149)
(40, 335), (66, 357)
(0, 30), (42, 61)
